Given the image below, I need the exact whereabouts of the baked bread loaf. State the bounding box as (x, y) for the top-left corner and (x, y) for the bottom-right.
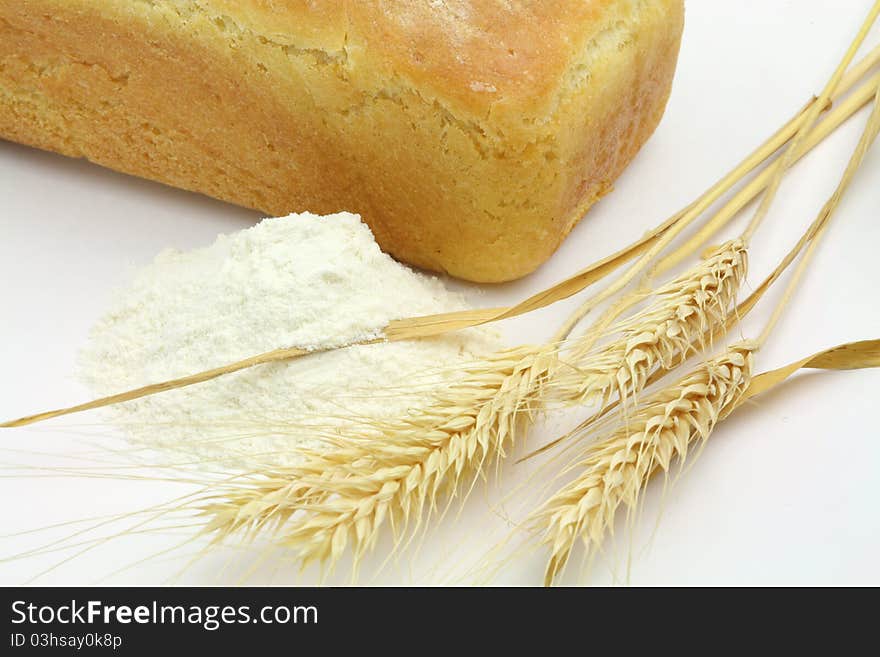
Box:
(0, 1), (684, 282)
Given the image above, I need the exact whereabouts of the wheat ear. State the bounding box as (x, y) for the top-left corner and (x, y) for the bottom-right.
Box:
(538, 343), (755, 585)
(196, 346), (560, 567)
(554, 240), (748, 408)
(195, 238), (747, 570)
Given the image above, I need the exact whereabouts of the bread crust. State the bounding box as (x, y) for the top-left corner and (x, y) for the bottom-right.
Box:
(0, 0), (684, 282)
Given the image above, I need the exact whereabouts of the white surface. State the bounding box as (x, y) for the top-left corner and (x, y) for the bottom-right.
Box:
(1, 1), (878, 586)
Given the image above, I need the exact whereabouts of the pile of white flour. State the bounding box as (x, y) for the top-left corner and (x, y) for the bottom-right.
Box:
(79, 212), (499, 467)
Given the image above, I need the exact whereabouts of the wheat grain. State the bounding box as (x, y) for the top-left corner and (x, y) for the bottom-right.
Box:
(554, 240), (748, 409)
(194, 346), (560, 567)
(537, 343), (755, 585)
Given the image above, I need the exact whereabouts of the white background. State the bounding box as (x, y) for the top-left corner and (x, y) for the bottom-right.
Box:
(1, 1), (878, 586)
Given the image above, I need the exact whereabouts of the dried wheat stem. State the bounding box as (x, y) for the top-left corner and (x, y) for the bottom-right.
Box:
(550, 14), (880, 407)
(557, 59), (880, 340)
(741, 0), (879, 242)
(759, 81), (880, 345)
(537, 77), (880, 587)
(655, 70), (880, 275)
(537, 343), (755, 586)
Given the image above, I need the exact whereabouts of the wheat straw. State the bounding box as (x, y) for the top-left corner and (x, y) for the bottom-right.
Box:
(741, 1), (880, 243)
(536, 73), (880, 586)
(655, 69), (880, 274)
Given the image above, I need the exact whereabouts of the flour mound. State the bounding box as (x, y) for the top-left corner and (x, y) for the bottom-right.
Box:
(79, 212), (498, 467)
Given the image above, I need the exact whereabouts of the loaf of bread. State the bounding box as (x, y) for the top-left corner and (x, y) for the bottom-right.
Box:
(0, 1), (683, 282)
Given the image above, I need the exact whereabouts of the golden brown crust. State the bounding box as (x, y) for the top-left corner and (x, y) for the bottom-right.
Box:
(0, 0), (683, 282)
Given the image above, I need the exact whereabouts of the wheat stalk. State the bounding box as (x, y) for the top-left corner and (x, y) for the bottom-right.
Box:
(536, 67), (880, 588)
(536, 342), (755, 585)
